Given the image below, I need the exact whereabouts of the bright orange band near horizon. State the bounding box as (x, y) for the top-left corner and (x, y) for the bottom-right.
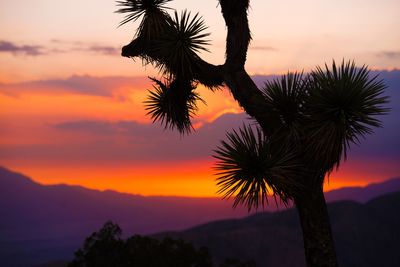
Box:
(3, 157), (399, 198)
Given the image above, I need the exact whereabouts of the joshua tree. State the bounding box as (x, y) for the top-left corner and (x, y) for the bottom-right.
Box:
(117, 0), (388, 266)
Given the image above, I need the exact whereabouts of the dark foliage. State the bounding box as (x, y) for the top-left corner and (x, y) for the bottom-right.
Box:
(214, 61), (388, 209)
(118, 1), (211, 132)
(116, 0), (172, 27)
(214, 125), (302, 210)
(69, 221), (256, 267)
(305, 61), (389, 173)
(262, 72), (308, 146)
(69, 221), (213, 267)
(145, 77), (203, 133)
(156, 10), (210, 78)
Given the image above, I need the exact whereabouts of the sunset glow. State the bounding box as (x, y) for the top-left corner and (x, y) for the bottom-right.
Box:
(1, 0), (399, 197)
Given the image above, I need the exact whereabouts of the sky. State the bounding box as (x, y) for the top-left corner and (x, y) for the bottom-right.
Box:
(0, 0), (399, 197)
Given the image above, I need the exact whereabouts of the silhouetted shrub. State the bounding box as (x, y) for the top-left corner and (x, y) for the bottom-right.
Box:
(69, 221), (254, 267)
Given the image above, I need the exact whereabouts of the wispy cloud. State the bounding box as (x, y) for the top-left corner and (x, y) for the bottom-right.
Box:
(249, 45), (277, 51)
(73, 45), (120, 56)
(377, 51), (400, 59)
(0, 40), (45, 56)
(45, 113), (250, 162)
(0, 39), (120, 57)
(87, 45), (119, 55)
(0, 75), (149, 97)
(54, 39), (120, 56)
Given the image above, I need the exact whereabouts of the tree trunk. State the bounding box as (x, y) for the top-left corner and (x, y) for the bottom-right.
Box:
(294, 187), (338, 267)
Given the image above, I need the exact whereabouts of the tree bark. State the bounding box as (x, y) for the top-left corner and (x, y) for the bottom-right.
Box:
(294, 187), (338, 267)
(219, 0), (282, 135)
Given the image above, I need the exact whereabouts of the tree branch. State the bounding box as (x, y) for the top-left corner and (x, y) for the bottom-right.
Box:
(219, 0), (281, 134)
(121, 0), (282, 134)
(121, 39), (225, 87)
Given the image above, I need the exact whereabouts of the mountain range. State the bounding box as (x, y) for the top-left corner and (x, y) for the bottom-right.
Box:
(160, 191), (400, 267)
(1, 166), (400, 266)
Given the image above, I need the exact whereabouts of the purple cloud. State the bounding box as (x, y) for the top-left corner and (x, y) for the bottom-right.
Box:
(82, 45), (119, 55)
(0, 112), (249, 164)
(56, 39), (119, 56)
(48, 113), (250, 162)
(377, 51), (400, 59)
(0, 39), (120, 57)
(0, 40), (45, 56)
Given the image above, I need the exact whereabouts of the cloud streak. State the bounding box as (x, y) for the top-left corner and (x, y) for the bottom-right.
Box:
(377, 51), (400, 59)
(0, 40), (45, 56)
(88, 45), (119, 55)
(0, 75), (149, 97)
(78, 45), (120, 56)
(47, 113), (250, 162)
(249, 45), (278, 51)
(0, 39), (120, 57)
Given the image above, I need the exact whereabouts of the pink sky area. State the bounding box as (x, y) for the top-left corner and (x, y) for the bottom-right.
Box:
(0, 0), (399, 197)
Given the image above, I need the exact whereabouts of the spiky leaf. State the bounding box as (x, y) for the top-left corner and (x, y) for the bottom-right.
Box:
(151, 10), (210, 78)
(262, 72), (308, 144)
(214, 125), (302, 211)
(118, 0), (173, 68)
(305, 60), (389, 172)
(116, 0), (172, 27)
(145, 77), (203, 133)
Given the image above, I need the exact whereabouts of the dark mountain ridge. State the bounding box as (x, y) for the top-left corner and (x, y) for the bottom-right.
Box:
(159, 192), (400, 267)
(1, 166), (400, 266)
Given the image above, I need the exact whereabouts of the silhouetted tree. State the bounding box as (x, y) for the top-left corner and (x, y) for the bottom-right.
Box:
(69, 222), (255, 267)
(117, 1), (388, 266)
(69, 222), (125, 267)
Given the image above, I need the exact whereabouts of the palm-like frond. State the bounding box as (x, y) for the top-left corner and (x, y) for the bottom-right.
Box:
(116, 0), (172, 27)
(214, 125), (303, 211)
(305, 60), (389, 172)
(144, 77), (203, 134)
(262, 72), (308, 144)
(152, 10), (210, 78)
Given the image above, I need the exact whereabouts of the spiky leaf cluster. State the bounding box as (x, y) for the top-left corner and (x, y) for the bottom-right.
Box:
(214, 125), (302, 211)
(118, 2), (210, 79)
(145, 77), (203, 133)
(116, 0), (172, 27)
(215, 61), (388, 210)
(118, 2), (211, 132)
(305, 61), (389, 172)
(152, 10), (210, 78)
(262, 72), (308, 145)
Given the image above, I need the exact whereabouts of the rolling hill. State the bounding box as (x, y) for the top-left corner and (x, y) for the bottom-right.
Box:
(159, 192), (400, 266)
(1, 166), (400, 266)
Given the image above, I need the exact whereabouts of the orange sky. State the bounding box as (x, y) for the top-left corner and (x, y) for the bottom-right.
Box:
(1, 74), (399, 196)
(1, 0), (399, 197)
(4, 159), (399, 197)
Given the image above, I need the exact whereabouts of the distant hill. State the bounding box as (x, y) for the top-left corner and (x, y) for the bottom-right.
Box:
(325, 177), (400, 203)
(0, 167), (252, 267)
(159, 192), (400, 267)
(0, 166), (399, 266)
